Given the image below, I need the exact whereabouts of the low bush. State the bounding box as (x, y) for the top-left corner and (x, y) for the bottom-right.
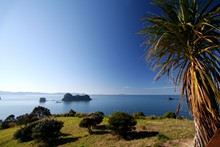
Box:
(68, 109), (76, 116)
(79, 117), (96, 133)
(16, 113), (39, 126)
(1, 121), (10, 129)
(108, 112), (137, 136)
(79, 111), (104, 133)
(163, 112), (176, 119)
(88, 111), (104, 126)
(133, 112), (145, 119)
(32, 118), (63, 142)
(31, 106), (51, 117)
(14, 118), (63, 142)
(75, 113), (88, 118)
(14, 121), (39, 142)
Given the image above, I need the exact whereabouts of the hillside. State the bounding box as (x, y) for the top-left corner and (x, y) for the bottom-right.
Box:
(0, 117), (194, 147)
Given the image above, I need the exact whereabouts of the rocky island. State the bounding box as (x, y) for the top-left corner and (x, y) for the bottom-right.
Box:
(39, 97), (46, 102)
(62, 93), (91, 101)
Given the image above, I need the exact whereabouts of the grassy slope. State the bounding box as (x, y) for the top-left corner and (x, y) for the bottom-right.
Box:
(0, 117), (194, 147)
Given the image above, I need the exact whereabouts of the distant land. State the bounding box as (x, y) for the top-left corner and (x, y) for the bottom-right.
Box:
(0, 90), (180, 96)
(0, 90), (81, 95)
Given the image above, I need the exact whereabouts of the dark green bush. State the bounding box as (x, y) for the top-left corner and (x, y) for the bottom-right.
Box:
(79, 117), (96, 133)
(88, 111), (104, 125)
(1, 121), (10, 129)
(31, 118), (63, 142)
(14, 121), (39, 142)
(133, 112), (145, 119)
(163, 112), (176, 119)
(14, 118), (63, 142)
(1, 114), (16, 129)
(16, 113), (39, 126)
(31, 106), (51, 117)
(5, 114), (16, 122)
(68, 109), (76, 116)
(108, 112), (137, 136)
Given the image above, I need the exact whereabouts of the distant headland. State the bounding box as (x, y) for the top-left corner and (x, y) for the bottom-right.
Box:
(62, 93), (92, 101)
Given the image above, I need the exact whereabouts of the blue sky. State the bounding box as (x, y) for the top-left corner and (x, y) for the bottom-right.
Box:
(0, 0), (179, 95)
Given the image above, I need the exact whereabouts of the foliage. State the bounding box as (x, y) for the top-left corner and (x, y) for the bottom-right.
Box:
(108, 112), (137, 136)
(88, 111), (104, 125)
(14, 121), (39, 142)
(1, 114), (16, 129)
(5, 115), (16, 122)
(16, 113), (39, 126)
(14, 118), (63, 143)
(79, 117), (96, 133)
(163, 112), (176, 119)
(1, 121), (10, 129)
(68, 109), (76, 116)
(31, 118), (63, 142)
(75, 113), (88, 118)
(133, 112), (145, 119)
(31, 106), (51, 117)
(1, 116), (194, 146)
(139, 0), (220, 146)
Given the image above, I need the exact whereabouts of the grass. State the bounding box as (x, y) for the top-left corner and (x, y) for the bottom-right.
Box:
(0, 117), (194, 147)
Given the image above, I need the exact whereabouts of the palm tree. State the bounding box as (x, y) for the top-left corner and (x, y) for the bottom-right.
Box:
(139, 0), (220, 146)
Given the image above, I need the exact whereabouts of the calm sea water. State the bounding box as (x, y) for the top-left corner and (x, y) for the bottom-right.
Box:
(0, 94), (191, 120)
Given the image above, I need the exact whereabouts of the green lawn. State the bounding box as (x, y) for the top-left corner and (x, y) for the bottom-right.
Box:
(0, 117), (194, 147)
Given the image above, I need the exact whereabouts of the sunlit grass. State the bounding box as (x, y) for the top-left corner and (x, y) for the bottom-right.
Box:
(0, 117), (194, 147)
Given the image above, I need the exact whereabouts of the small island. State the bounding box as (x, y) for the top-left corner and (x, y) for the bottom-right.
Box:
(39, 97), (46, 102)
(62, 93), (92, 101)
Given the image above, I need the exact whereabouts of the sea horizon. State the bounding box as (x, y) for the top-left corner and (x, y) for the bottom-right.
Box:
(0, 93), (189, 120)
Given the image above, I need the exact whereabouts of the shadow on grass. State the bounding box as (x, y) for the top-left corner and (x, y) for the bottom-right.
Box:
(52, 137), (80, 146)
(91, 130), (109, 135)
(126, 131), (159, 140)
(95, 125), (108, 130)
(42, 133), (81, 146)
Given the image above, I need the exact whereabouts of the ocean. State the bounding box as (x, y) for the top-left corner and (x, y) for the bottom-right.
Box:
(0, 94), (191, 120)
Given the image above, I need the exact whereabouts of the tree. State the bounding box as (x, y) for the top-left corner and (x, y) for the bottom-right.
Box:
(88, 111), (104, 125)
(31, 106), (51, 117)
(32, 118), (63, 142)
(79, 117), (96, 133)
(4, 114), (16, 122)
(139, 0), (220, 146)
(16, 113), (39, 127)
(108, 112), (137, 137)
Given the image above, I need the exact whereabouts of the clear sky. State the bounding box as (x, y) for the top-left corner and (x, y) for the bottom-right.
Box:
(0, 0), (179, 95)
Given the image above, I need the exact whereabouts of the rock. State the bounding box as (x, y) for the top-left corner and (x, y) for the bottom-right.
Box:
(39, 97), (46, 102)
(62, 93), (91, 101)
(168, 97), (174, 100)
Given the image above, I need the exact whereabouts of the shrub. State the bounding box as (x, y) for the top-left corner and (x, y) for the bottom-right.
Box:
(108, 112), (137, 136)
(79, 117), (96, 133)
(1, 114), (16, 129)
(31, 106), (51, 117)
(68, 109), (76, 116)
(16, 113), (39, 126)
(5, 114), (16, 122)
(14, 121), (39, 142)
(31, 118), (63, 142)
(163, 112), (176, 119)
(75, 113), (88, 118)
(1, 121), (10, 129)
(14, 118), (63, 142)
(133, 112), (145, 119)
(88, 111), (104, 125)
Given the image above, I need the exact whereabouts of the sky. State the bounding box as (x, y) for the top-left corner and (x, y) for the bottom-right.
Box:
(0, 0), (180, 95)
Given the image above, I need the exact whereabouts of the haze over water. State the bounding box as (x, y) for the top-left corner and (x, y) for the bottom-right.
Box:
(0, 94), (190, 120)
